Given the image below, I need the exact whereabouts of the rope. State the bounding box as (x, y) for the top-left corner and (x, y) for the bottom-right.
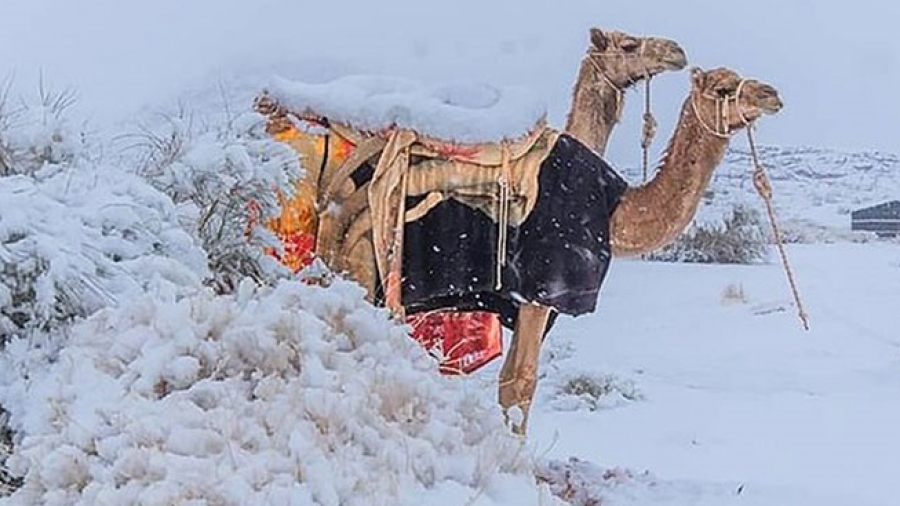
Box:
(640, 77), (657, 182)
(495, 143), (512, 290)
(690, 80), (754, 140)
(689, 84), (809, 330)
(690, 94), (731, 139)
(746, 125), (810, 331)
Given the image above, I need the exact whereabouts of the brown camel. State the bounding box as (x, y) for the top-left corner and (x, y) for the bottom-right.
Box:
(498, 66), (783, 434)
(566, 28), (687, 156)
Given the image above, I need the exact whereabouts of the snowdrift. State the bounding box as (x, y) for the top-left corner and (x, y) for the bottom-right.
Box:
(0, 273), (561, 506)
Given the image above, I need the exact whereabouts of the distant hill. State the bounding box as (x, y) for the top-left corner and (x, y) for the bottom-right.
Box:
(620, 145), (900, 242)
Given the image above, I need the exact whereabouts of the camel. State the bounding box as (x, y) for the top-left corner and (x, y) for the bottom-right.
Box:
(254, 50), (781, 437)
(498, 66), (783, 434)
(566, 28), (687, 156)
(322, 27), (690, 314)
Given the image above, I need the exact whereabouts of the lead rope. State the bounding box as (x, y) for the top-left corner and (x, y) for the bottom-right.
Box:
(746, 124), (810, 330)
(496, 143), (512, 290)
(640, 76), (657, 182)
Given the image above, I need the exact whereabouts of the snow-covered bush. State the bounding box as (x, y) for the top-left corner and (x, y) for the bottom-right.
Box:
(132, 109), (302, 293)
(0, 275), (556, 506)
(0, 89), (209, 341)
(0, 169), (208, 339)
(0, 86), (215, 496)
(0, 82), (83, 178)
(536, 458), (657, 506)
(548, 373), (643, 413)
(647, 204), (769, 264)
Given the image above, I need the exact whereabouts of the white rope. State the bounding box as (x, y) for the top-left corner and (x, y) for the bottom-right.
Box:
(746, 125), (810, 330)
(495, 143), (512, 290)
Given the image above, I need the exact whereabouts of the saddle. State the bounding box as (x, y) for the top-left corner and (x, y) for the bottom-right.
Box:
(255, 90), (558, 308)
(254, 79), (559, 374)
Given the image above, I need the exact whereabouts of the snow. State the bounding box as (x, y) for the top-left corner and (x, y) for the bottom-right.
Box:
(0, 165), (207, 336)
(520, 243), (900, 506)
(0, 274), (560, 506)
(265, 75), (546, 143)
(2, 6), (900, 505)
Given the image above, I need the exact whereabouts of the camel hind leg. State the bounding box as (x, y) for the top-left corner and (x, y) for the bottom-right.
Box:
(498, 303), (553, 435)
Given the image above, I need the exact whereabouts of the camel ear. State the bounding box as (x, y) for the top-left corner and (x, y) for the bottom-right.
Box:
(590, 28), (609, 50)
(690, 67), (707, 88)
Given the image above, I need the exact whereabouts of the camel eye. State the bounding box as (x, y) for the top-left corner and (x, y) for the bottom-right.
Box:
(620, 39), (640, 52)
(714, 85), (734, 97)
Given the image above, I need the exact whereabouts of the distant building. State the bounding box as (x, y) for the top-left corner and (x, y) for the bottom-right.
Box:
(851, 200), (900, 238)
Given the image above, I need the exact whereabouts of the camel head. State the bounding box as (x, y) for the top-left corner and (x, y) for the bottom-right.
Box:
(587, 28), (688, 88)
(689, 67), (783, 135)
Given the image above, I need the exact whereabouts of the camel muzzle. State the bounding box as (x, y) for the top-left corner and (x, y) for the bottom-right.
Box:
(756, 84), (783, 113)
(664, 47), (688, 70)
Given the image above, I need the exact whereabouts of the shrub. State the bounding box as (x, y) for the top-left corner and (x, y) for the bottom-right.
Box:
(0, 90), (208, 341)
(130, 109), (302, 293)
(0, 79), (82, 178)
(553, 373), (643, 412)
(646, 204), (769, 264)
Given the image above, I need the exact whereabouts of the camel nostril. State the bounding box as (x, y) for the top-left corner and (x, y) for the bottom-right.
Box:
(767, 94), (784, 112)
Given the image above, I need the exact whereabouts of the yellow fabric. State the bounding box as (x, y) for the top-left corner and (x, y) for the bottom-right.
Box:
(264, 124), (357, 272)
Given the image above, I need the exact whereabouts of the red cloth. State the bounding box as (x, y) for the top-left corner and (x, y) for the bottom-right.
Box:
(270, 231), (316, 271)
(408, 310), (503, 375)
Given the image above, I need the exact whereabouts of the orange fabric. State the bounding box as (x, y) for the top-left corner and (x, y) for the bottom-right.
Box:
(262, 122), (355, 272)
(408, 310), (503, 375)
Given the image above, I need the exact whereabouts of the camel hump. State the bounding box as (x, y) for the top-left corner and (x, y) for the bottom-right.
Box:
(257, 75), (547, 146)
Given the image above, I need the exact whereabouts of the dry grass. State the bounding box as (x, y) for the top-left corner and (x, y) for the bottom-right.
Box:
(721, 282), (747, 305)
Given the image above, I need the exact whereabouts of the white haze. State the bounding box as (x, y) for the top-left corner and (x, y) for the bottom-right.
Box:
(1, 0), (898, 168)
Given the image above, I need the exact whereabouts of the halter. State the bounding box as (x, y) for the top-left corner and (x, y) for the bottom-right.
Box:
(690, 78), (752, 139)
(582, 40), (652, 123)
(583, 41), (657, 181)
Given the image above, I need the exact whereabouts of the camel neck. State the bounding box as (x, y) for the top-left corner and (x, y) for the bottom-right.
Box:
(609, 94), (731, 256)
(564, 56), (622, 156)
(646, 95), (730, 197)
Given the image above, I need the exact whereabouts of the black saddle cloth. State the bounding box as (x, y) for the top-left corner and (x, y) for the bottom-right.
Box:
(400, 134), (628, 329)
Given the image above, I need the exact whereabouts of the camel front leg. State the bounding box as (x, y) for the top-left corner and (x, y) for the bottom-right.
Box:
(498, 303), (552, 436)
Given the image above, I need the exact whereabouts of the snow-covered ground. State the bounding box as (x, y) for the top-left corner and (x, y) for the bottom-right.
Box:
(524, 243), (900, 506)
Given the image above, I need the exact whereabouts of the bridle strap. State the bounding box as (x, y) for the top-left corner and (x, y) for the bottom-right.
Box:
(690, 79), (752, 139)
(583, 52), (624, 121)
(583, 41), (654, 123)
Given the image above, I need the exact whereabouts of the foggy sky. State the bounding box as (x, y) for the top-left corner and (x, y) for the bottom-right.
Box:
(1, 0), (897, 166)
